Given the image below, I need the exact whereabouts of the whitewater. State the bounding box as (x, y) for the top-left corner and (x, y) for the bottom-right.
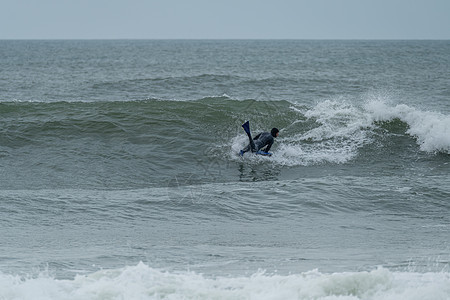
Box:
(1, 264), (450, 300)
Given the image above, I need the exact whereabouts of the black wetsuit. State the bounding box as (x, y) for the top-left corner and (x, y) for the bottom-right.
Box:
(242, 132), (274, 153)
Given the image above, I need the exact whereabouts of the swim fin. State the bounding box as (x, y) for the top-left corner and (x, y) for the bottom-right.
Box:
(241, 121), (250, 135)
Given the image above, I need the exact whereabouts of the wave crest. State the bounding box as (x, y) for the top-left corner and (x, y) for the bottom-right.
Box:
(233, 98), (449, 167)
(366, 100), (450, 154)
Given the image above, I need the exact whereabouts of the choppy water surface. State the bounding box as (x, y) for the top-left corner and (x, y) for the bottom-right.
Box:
(0, 40), (449, 299)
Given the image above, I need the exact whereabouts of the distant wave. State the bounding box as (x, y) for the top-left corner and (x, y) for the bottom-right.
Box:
(91, 74), (243, 87)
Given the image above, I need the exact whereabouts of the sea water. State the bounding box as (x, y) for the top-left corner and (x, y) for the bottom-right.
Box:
(0, 40), (449, 299)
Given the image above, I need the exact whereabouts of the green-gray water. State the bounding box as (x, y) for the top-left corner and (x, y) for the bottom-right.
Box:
(1, 40), (449, 299)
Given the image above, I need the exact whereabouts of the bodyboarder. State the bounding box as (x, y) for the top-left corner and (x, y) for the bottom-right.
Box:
(240, 121), (279, 156)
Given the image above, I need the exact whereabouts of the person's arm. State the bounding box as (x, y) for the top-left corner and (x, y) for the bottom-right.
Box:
(253, 133), (261, 140)
(263, 139), (274, 152)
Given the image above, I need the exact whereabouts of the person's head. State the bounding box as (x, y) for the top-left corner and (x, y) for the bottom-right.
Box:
(271, 128), (279, 138)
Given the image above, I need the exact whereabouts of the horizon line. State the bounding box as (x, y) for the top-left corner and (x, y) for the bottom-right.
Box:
(1, 37), (449, 41)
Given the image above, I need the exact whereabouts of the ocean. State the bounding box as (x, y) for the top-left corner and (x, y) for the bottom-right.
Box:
(0, 40), (449, 299)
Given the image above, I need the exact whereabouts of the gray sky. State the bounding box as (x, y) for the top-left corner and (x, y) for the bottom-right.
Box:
(1, 0), (449, 39)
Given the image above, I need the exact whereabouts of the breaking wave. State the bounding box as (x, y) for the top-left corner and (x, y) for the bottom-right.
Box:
(1, 263), (449, 300)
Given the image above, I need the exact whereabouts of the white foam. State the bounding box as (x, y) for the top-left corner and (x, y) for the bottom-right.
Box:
(365, 100), (450, 154)
(229, 99), (372, 167)
(1, 264), (449, 300)
(273, 99), (375, 166)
